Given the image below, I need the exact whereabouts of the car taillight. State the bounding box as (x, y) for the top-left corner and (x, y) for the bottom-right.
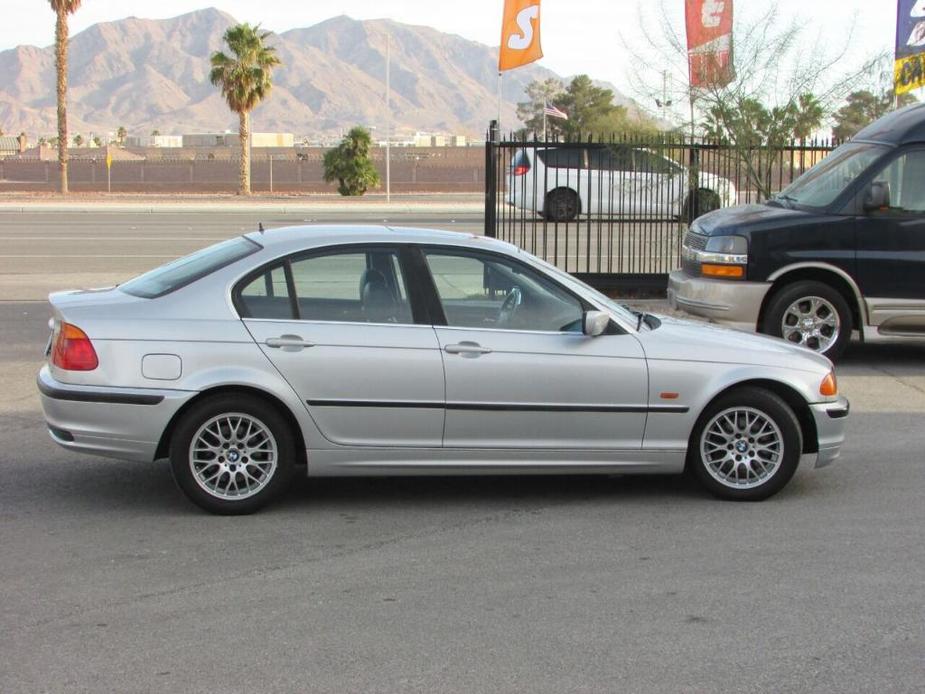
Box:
(51, 322), (99, 371)
(512, 164), (530, 176)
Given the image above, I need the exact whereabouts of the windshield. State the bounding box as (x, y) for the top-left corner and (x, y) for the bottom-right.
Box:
(120, 236), (260, 298)
(776, 142), (888, 209)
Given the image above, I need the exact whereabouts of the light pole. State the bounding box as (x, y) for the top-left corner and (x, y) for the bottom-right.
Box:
(385, 32), (391, 203)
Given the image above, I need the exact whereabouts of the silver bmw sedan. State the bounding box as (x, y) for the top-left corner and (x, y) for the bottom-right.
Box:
(37, 225), (849, 514)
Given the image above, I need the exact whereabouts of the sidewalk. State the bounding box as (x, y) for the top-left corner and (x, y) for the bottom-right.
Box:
(0, 192), (485, 214)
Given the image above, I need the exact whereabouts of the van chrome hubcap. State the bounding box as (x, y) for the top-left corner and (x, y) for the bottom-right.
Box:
(189, 413), (277, 500)
(700, 407), (783, 489)
(781, 296), (839, 353)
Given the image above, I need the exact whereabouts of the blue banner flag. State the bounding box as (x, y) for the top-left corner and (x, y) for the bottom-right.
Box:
(896, 0), (925, 94)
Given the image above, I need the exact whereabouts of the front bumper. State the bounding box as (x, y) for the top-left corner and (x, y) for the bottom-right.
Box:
(809, 396), (850, 468)
(667, 269), (771, 332)
(37, 366), (196, 462)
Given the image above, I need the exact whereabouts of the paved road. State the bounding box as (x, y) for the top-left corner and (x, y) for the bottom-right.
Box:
(1, 208), (924, 692)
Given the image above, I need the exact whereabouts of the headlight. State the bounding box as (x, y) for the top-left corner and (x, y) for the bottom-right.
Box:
(705, 235), (747, 255)
(695, 235), (748, 279)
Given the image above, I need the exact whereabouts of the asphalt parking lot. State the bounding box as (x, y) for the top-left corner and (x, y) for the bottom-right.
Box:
(1, 207), (924, 692)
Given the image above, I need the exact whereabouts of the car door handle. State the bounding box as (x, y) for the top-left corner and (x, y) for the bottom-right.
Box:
(265, 335), (315, 351)
(444, 342), (492, 356)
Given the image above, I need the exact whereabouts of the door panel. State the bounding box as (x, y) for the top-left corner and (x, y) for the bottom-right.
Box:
(237, 245), (445, 447)
(246, 321), (445, 447)
(856, 149), (925, 303)
(436, 327), (648, 448)
(421, 246), (648, 450)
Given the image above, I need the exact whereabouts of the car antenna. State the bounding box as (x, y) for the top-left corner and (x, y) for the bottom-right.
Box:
(258, 222), (264, 233)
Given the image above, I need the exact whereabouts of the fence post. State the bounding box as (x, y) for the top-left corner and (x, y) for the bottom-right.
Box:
(687, 140), (701, 224)
(484, 120), (499, 238)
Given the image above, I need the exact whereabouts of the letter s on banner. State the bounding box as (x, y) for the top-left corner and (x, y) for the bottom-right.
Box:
(499, 0), (543, 71)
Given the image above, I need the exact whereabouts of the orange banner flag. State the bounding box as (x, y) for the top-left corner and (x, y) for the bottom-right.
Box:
(498, 0), (543, 72)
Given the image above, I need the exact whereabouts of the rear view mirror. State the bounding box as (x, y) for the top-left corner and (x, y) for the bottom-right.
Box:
(583, 310), (610, 337)
(863, 181), (890, 212)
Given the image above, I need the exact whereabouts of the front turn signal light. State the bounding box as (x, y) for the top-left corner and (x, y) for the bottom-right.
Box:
(820, 371), (838, 397)
(701, 263), (745, 279)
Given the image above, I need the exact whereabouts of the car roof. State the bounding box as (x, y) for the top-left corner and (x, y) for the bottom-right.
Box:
(854, 102), (925, 146)
(243, 224), (520, 255)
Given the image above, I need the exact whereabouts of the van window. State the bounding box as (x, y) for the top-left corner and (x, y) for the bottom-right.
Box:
(537, 148), (585, 169)
(873, 151), (925, 214)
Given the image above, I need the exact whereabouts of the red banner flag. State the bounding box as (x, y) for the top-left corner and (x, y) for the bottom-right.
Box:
(685, 0), (734, 88)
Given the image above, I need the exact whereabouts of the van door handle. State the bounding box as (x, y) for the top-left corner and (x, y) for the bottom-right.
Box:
(444, 342), (492, 356)
(265, 335), (315, 351)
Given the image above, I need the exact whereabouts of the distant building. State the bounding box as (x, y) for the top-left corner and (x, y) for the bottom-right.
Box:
(181, 132), (295, 148)
(412, 132), (470, 147)
(0, 134), (27, 158)
(125, 135), (183, 148)
(251, 133), (294, 148)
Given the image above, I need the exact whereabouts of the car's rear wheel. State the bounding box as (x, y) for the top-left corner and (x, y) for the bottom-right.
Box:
(761, 280), (852, 360)
(545, 188), (579, 222)
(684, 188), (721, 221)
(169, 394), (296, 514)
(687, 387), (802, 501)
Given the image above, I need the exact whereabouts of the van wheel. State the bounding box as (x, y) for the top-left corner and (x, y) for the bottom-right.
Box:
(762, 281), (852, 360)
(545, 188), (579, 222)
(169, 394), (296, 514)
(687, 387), (802, 501)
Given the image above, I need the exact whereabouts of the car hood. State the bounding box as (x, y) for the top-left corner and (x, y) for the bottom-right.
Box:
(693, 202), (822, 236)
(637, 313), (832, 374)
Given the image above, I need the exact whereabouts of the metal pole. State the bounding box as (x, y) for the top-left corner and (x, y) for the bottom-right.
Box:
(107, 163), (111, 193)
(543, 100), (547, 141)
(497, 72), (503, 131)
(269, 155), (273, 193)
(386, 32), (391, 203)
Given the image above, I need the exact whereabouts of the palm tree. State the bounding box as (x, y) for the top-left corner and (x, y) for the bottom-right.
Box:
(73, 133), (83, 147)
(117, 126), (127, 145)
(48, 0), (82, 194)
(792, 93), (825, 141)
(210, 24), (281, 195)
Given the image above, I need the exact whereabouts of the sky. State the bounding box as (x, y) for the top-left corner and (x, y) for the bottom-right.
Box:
(6, 0), (899, 106)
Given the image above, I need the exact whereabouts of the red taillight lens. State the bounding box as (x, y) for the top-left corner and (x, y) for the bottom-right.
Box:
(51, 322), (99, 371)
(512, 164), (530, 176)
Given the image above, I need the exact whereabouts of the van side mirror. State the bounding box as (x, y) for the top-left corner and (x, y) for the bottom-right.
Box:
(583, 310), (610, 337)
(863, 181), (890, 212)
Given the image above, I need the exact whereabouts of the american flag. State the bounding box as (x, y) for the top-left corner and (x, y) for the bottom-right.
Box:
(543, 103), (568, 120)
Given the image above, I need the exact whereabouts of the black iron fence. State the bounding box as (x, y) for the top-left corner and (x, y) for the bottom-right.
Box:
(484, 122), (837, 291)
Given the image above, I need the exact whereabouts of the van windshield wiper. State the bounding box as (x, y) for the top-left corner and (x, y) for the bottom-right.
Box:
(774, 193), (798, 209)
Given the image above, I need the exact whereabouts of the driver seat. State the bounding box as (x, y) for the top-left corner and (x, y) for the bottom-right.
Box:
(359, 269), (398, 323)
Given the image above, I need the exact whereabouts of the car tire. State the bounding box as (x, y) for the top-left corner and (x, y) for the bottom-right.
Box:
(545, 188), (579, 222)
(687, 387), (802, 501)
(169, 394), (296, 515)
(761, 281), (852, 360)
(684, 188), (721, 222)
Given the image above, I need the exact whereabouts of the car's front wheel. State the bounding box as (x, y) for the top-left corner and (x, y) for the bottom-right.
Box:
(687, 387), (802, 501)
(169, 394), (296, 514)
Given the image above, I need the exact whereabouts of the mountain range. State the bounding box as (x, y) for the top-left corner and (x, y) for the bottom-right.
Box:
(0, 7), (637, 139)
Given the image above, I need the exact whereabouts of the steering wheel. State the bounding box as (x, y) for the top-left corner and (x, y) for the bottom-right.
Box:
(497, 286), (522, 326)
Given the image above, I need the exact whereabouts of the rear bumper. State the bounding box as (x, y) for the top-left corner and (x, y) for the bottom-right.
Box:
(37, 366), (196, 462)
(810, 397), (850, 468)
(667, 270), (771, 332)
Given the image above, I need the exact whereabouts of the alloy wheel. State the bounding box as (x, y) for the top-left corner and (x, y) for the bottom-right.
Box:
(188, 413), (278, 501)
(781, 295), (840, 353)
(699, 406), (784, 490)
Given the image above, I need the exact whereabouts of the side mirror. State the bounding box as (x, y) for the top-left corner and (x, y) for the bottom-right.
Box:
(583, 310), (610, 337)
(863, 181), (890, 212)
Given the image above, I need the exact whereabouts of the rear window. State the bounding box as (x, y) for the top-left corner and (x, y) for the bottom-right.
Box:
(120, 236), (260, 299)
